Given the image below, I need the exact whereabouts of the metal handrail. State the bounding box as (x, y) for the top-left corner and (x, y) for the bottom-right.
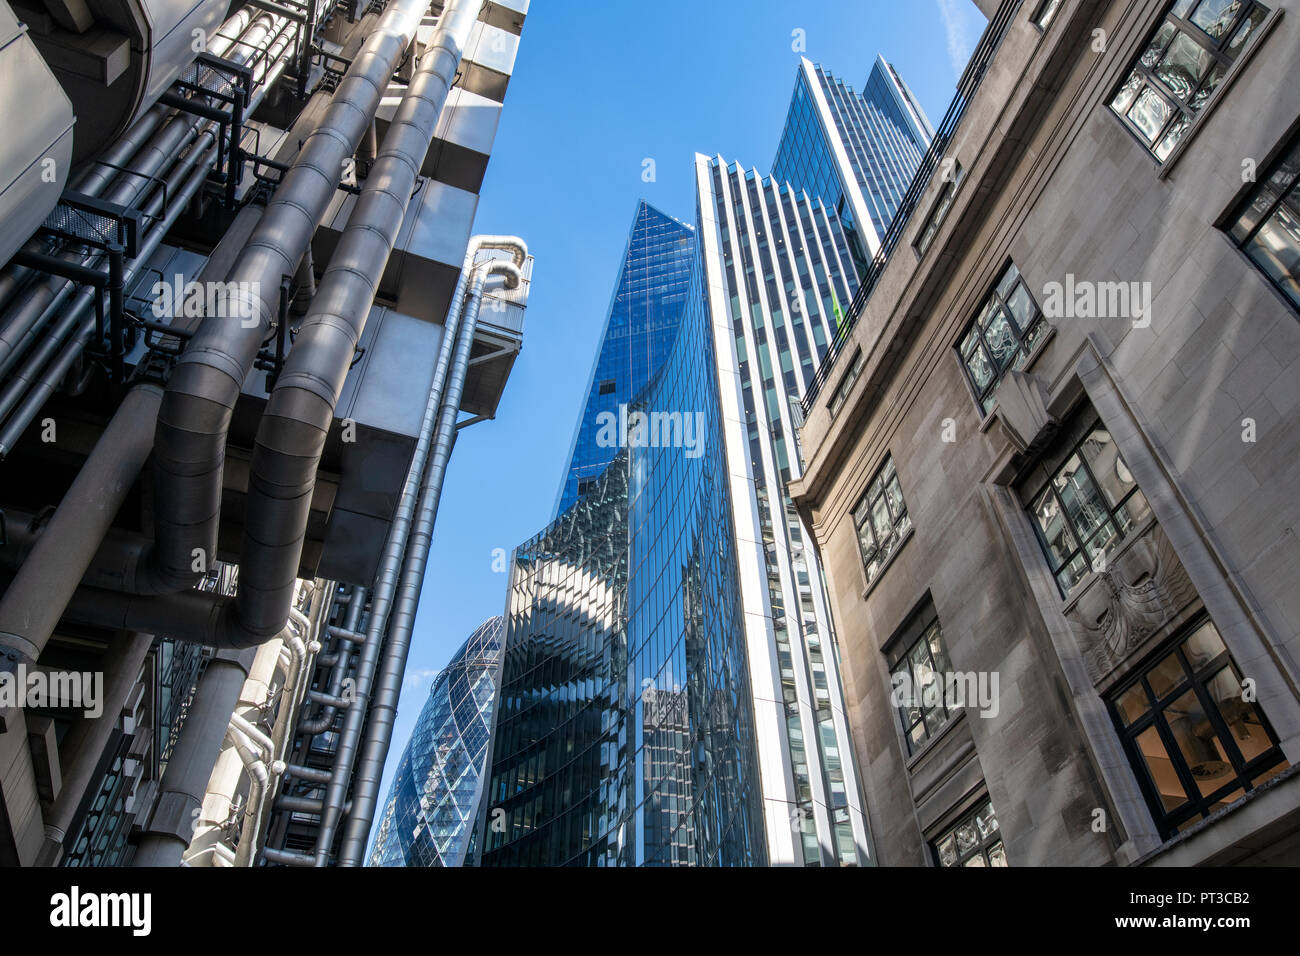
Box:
(801, 0), (1025, 415)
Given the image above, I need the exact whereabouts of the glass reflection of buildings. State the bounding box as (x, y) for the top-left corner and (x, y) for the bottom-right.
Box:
(477, 203), (767, 866)
(772, 55), (932, 270)
(368, 616), (504, 867)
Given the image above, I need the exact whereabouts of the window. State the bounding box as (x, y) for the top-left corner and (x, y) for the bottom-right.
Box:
(598, 379), (616, 395)
(932, 796), (1007, 867)
(827, 349), (864, 417)
(888, 605), (956, 755)
(852, 455), (911, 585)
(1109, 617), (1290, 838)
(1225, 127), (1300, 312)
(956, 262), (1048, 414)
(1109, 0), (1272, 163)
(1033, 0), (1064, 31)
(1018, 414), (1152, 594)
(914, 161), (963, 256)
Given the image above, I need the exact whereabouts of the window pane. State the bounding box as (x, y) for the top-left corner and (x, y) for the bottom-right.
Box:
(1156, 30), (1213, 99)
(1052, 454), (1111, 541)
(937, 834), (958, 867)
(1078, 429), (1135, 508)
(983, 308), (1018, 369)
(987, 841), (1008, 867)
(1245, 201), (1300, 308)
(1167, 687), (1232, 796)
(1136, 725), (1189, 811)
(1206, 665), (1272, 763)
(1111, 72), (1143, 113)
(1146, 651), (1187, 700)
(1155, 114), (1191, 161)
(1128, 87), (1173, 143)
(1191, 0), (1243, 39)
(1142, 22), (1177, 67)
(995, 263), (1021, 300)
(1031, 488), (1078, 568)
(964, 340), (995, 391)
(1183, 620), (1226, 669)
(1116, 683), (1150, 725)
(1005, 281), (1036, 332)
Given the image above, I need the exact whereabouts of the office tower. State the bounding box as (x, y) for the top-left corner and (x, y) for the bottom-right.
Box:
(790, 0), (1300, 865)
(477, 203), (767, 866)
(694, 154), (873, 866)
(554, 202), (697, 515)
(368, 616), (504, 867)
(772, 55), (933, 270)
(0, 0), (531, 867)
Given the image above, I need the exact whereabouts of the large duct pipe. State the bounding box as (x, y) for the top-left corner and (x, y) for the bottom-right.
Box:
(0, 2), (421, 668)
(337, 256), (521, 865)
(144, 0), (436, 598)
(232, 0), (483, 646)
(310, 235), (526, 865)
(0, 143), (217, 664)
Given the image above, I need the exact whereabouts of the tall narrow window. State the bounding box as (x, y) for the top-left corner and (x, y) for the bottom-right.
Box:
(852, 455), (911, 585)
(887, 604), (956, 755)
(1109, 617), (1290, 838)
(1109, 0), (1272, 163)
(1225, 128), (1300, 312)
(1033, 0), (1063, 29)
(932, 796), (1007, 867)
(915, 161), (963, 256)
(956, 262), (1047, 415)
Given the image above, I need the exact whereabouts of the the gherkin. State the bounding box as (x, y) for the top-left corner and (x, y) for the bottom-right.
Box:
(368, 617), (503, 867)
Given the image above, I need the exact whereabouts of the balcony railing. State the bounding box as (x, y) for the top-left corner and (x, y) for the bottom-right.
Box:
(801, 0), (1025, 416)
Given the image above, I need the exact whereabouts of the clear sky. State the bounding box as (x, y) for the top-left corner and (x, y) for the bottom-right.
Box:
(369, 0), (989, 850)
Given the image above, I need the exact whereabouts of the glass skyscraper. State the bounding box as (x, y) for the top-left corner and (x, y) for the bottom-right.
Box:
(368, 616), (504, 867)
(694, 154), (874, 866)
(553, 202), (697, 516)
(477, 202), (767, 866)
(772, 55), (933, 270)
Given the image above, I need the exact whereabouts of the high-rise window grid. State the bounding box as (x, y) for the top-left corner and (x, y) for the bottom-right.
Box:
(1225, 126), (1300, 313)
(1109, 617), (1290, 838)
(1109, 0), (1271, 163)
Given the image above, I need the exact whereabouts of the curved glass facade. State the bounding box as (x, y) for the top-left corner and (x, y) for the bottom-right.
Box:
(479, 204), (766, 866)
(368, 616), (504, 867)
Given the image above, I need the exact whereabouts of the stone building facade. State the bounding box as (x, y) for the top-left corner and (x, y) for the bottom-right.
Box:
(790, 0), (1300, 866)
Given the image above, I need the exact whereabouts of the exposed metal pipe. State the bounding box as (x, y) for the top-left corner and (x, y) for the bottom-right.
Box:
(233, 0), (483, 646)
(308, 235), (524, 865)
(144, 0), (435, 599)
(337, 256), (521, 865)
(296, 586), (365, 734)
(0, 4), (388, 666)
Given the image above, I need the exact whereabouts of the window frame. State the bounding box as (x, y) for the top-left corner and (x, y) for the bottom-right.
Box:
(1032, 0), (1064, 31)
(955, 261), (1049, 416)
(851, 453), (912, 587)
(930, 794), (1008, 867)
(1019, 415), (1151, 595)
(885, 603), (957, 756)
(1107, 615), (1290, 839)
(1107, 0), (1273, 165)
(914, 160), (964, 258)
(1223, 122), (1300, 315)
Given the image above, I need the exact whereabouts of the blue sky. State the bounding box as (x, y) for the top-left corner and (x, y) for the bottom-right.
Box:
(369, 0), (988, 846)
